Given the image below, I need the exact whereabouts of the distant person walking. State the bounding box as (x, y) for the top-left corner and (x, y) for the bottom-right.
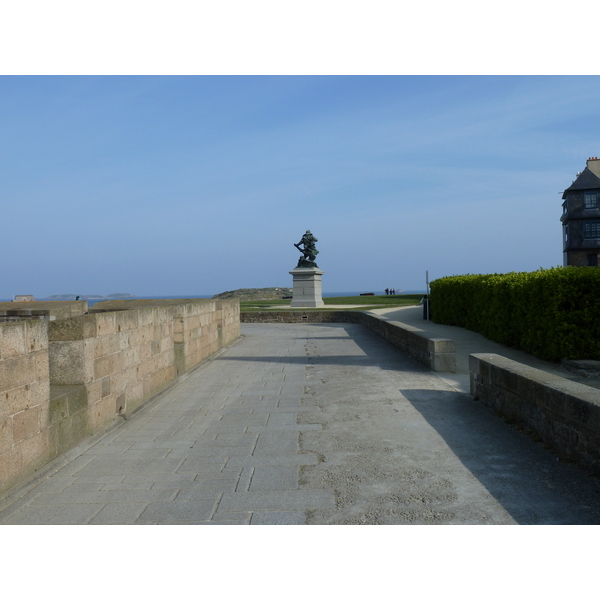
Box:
(385, 288), (389, 295)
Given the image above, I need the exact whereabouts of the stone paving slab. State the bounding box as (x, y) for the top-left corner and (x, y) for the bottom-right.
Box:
(250, 466), (299, 491)
(123, 472), (212, 482)
(84, 444), (133, 455)
(225, 453), (320, 467)
(2, 504), (106, 525)
(236, 466), (254, 492)
(136, 500), (219, 524)
(49, 455), (96, 476)
(250, 511), (306, 525)
(217, 414), (270, 426)
(217, 489), (336, 512)
(150, 479), (222, 489)
(253, 431), (299, 455)
(193, 425), (249, 434)
(89, 503), (148, 525)
(195, 433), (258, 447)
(72, 458), (185, 477)
(212, 511), (252, 524)
(175, 482), (239, 498)
(119, 440), (196, 449)
(246, 424), (322, 433)
(30, 488), (179, 505)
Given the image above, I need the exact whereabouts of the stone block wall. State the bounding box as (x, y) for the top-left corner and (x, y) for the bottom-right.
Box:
(48, 306), (179, 424)
(0, 299), (240, 495)
(0, 320), (50, 493)
(90, 299), (241, 376)
(175, 302), (221, 373)
(221, 298), (241, 346)
(470, 353), (600, 475)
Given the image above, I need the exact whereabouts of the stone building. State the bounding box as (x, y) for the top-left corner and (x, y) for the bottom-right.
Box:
(561, 157), (600, 266)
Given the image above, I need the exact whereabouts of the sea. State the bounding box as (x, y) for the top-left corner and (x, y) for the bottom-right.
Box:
(2, 290), (427, 306)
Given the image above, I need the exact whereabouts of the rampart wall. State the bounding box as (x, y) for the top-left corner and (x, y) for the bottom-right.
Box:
(0, 299), (239, 495)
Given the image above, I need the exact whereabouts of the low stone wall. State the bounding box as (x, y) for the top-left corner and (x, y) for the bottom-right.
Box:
(0, 299), (240, 495)
(241, 311), (455, 372)
(470, 353), (600, 475)
(241, 311), (351, 324)
(359, 314), (456, 373)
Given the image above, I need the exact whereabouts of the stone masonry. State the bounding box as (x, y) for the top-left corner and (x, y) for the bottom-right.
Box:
(0, 299), (240, 495)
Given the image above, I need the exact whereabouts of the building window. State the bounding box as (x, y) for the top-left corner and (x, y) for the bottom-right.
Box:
(584, 221), (600, 238)
(588, 254), (598, 266)
(584, 191), (599, 209)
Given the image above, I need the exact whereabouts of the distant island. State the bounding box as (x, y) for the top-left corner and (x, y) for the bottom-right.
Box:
(212, 287), (293, 301)
(43, 293), (136, 300)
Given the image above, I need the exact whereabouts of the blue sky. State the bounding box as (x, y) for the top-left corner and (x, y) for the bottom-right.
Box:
(2, 75), (599, 298)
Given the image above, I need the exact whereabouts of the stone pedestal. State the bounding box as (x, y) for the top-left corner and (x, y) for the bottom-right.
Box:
(289, 267), (325, 308)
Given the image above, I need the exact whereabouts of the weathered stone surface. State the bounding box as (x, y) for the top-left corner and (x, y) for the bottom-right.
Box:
(13, 406), (41, 443)
(48, 315), (97, 341)
(289, 267), (325, 308)
(26, 320), (48, 353)
(49, 340), (87, 385)
(1, 322), (26, 358)
(0, 417), (12, 454)
(0, 354), (39, 390)
(470, 353), (600, 475)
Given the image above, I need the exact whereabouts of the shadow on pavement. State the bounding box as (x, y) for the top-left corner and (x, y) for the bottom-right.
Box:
(401, 388), (600, 524)
(234, 323), (426, 371)
(239, 323), (600, 522)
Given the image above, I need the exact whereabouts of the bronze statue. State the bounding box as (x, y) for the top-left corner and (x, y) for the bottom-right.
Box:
(294, 230), (319, 268)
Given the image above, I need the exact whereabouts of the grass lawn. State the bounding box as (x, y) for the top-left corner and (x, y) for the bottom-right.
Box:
(240, 294), (423, 312)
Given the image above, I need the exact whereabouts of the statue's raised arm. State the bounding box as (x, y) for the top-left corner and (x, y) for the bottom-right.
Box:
(294, 230), (319, 268)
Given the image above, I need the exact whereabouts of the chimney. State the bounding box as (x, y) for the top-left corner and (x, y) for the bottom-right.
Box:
(587, 156), (600, 177)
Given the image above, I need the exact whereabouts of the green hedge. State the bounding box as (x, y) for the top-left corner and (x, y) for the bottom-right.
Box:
(429, 268), (600, 362)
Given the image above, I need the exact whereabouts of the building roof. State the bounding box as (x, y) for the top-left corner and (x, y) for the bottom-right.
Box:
(563, 167), (600, 198)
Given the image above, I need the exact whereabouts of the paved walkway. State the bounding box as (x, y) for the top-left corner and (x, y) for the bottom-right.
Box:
(1, 321), (600, 524)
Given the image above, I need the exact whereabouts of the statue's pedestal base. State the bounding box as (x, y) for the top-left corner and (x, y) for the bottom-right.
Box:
(289, 267), (325, 308)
